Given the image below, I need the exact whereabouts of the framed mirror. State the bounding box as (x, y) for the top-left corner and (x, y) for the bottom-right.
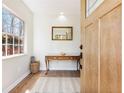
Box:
(52, 26), (73, 40)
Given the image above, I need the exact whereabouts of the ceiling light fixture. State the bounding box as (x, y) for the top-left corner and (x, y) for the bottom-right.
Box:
(60, 12), (64, 15)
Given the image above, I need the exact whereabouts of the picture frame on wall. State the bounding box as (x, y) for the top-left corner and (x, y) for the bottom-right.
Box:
(52, 26), (73, 40)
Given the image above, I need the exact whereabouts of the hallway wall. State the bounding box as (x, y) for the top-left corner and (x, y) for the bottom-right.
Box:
(33, 13), (80, 70)
(2, 0), (33, 92)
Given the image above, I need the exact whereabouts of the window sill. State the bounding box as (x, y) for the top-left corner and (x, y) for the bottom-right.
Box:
(2, 54), (27, 60)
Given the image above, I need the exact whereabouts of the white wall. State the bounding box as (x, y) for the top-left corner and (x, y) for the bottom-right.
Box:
(2, 0), (33, 93)
(34, 13), (80, 70)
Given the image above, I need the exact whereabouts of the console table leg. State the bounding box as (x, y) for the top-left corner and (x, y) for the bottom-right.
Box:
(77, 61), (78, 71)
(48, 61), (49, 71)
(45, 60), (48, 75)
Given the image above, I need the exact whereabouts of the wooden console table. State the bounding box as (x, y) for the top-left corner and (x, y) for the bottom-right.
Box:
(45, 55), (80, 74)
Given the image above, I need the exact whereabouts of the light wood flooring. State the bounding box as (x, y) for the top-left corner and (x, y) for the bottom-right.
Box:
(9, 70), (80, 93)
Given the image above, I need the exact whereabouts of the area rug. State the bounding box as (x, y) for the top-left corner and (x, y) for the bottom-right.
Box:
(30, 77), (80, 93)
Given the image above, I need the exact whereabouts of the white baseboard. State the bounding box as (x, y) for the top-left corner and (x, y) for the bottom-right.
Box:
(3, 71), (30, 93)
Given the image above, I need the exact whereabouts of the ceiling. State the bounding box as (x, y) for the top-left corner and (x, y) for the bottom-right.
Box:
(22, 0), (80, 15)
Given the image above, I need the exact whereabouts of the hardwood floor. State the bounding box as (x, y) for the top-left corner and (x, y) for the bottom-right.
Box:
(9, 70), (80, 93)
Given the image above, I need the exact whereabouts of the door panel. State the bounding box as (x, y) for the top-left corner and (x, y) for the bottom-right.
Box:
(80, 0), (121, 93)
(100, 5), (122, 93)
(84, 21), (99, 93)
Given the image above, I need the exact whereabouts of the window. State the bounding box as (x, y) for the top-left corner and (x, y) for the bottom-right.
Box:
(86, 0), (104, 16)
(2, 7), (25, 57)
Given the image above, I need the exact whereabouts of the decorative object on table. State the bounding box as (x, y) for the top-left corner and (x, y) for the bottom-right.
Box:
(52, 26), (73, 40)
(60, 52), (66, 56)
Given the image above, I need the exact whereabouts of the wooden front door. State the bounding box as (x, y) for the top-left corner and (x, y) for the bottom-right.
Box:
(80, 0), (122, 93)
(84, 21), (99, 93)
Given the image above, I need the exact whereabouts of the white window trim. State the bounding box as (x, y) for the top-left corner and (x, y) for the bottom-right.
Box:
(2, 5), (26, 59)
(2, 54), (27, 60)
(2, 4), (23, 20)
